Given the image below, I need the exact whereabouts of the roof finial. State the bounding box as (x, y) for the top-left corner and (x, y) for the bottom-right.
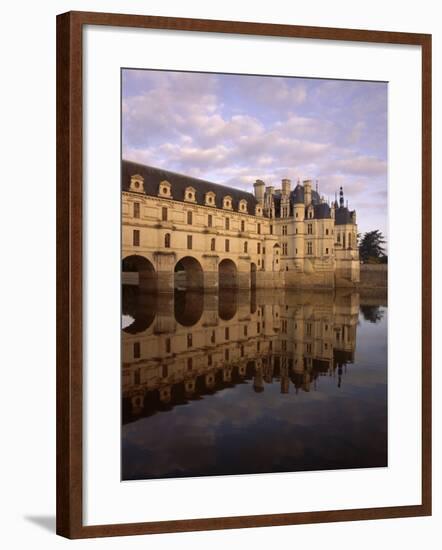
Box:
(339, 186), (344, 208)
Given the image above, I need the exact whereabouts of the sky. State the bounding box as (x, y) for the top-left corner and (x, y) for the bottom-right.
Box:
(122, 69), (388, 239)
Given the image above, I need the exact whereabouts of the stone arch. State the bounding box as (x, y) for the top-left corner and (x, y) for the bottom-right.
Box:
(122, 285), (157, 334)
(174, 256), (204, 290)
(122, 254), (157, 293)
(218, 258), (238, 290)
(218, 288), (238, 321)
(174, 290), (204, 327)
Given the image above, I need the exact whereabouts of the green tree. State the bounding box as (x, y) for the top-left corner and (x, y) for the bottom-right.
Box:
(359, 230), (387, 263)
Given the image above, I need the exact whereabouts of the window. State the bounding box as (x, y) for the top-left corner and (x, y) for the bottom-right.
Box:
(282, 225), (287, 235)
(296, 212), (299, 218)
(257, 223), (261, 234)
(208, 214), (213, 227)
(325, 228), (329, 235)
(306, 322), (312, 336)
(133, 342), (140, 359)
(208, 354), (212, 366)
(348, 233), (352, 248)
(165, 338), (171, 353)
(257, 242), (261, 254)
(187, 211), (193, 225)
(211, 330), (216, 343)
(225, 327), (229, 340)
(187, 235), (193, 249)
(225, 218), (230, 230)
(325, 247), (329, 254)
(295, 248), (298, 255)
(308, 223), (313, 235)
(244, 241), (248, 253)
(133, 229), (140, 246)
(241, 345), (244, 358)
(162, 206), (168, 221)
(257, 322), (261, 333)
(187, 333), (192, 348)
(241, 220), (245, 232)
(244, 326), (248, 336)
(211, 238), (216, 251)
(134, 369), (140, 385)
(225, 349), (230, 361)
(282, 243), (288, 255)
(133, 202), (140, 218)
(162, 365), (168, 378)
(270, 224), (273, 235)
(225, 239), (230, 252)
(307, 241), (313, 255)
(337, 233), (341, 243)
(164, 233), (171, 248)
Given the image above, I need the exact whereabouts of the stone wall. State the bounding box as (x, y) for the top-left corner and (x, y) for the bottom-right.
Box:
(285, 269), (335, 289)
(359, 264), (388, 288)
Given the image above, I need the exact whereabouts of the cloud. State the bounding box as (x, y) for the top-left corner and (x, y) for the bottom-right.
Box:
(122, 69), (388, 238)
(327, 156), (388, 176)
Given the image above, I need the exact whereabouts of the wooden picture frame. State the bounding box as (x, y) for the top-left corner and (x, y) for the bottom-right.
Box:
(56, 10), (432, 539)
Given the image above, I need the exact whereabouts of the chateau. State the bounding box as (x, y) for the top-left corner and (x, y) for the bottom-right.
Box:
(122, 159), (360, 291)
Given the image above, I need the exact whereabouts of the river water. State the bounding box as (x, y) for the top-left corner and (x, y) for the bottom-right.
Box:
(121, 288), (387, 480)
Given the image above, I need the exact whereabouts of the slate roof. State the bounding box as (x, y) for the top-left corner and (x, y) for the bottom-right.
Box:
(291, 185), (321, 205)
(335, 206), (355, 225)
(122, 160), (258, 213)
(313, 202), (331, 219)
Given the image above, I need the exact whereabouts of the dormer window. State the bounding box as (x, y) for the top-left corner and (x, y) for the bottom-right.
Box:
(158, 180), (172, 198)
(255, 205), (263, 216)
(239, 199), (248, 213)
(130, 174), (145, 193)
(184, 186), (197, 202)
(223, 195), (233, 210)
(205, 191), (216, 207)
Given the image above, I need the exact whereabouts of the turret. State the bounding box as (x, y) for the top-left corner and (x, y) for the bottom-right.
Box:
(253, 179), (265, 204)
(303, 179), (312, 206)
(339, 186), (344, 208)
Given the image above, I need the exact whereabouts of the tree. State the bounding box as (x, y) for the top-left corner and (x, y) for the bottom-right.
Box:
(359, 230), (387, 263)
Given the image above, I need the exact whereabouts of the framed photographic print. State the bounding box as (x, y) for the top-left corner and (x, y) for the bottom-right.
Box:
(56, 11), (432, 538)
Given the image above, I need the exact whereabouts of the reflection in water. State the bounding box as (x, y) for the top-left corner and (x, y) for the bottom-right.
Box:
(122, 288), (388, 480)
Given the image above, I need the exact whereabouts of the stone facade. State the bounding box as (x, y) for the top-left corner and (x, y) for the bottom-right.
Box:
(122, 160), (360, 292)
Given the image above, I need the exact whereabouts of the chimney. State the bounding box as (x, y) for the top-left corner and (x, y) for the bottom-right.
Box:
(303, 179), (312, 206)
(253, 179), (265, 204)
(281, 178), (291, 196)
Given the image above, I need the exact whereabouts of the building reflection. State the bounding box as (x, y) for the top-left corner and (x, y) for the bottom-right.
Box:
(122, 289), (361, 423)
